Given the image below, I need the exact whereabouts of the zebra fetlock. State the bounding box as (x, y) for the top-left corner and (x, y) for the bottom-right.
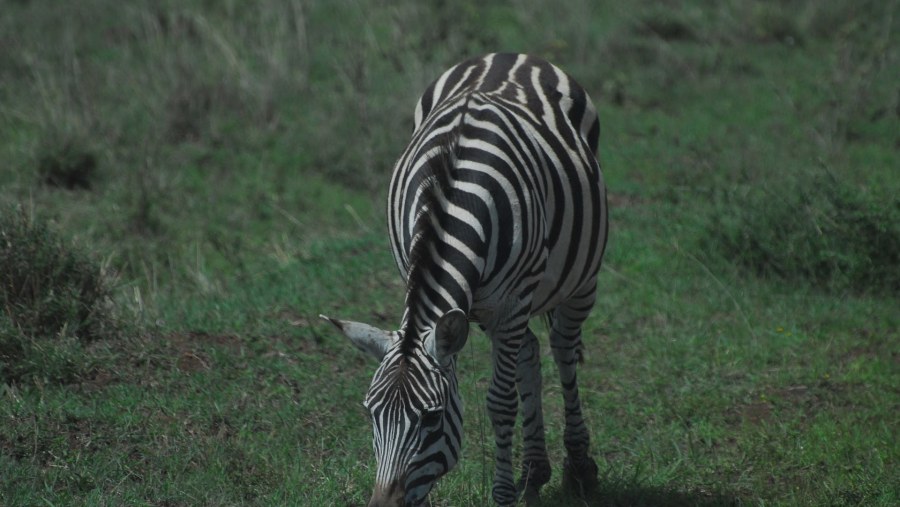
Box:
(517, 458), (552, 502)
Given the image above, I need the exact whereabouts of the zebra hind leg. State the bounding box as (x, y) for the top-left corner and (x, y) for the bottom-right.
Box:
(515, 327), (551, 503)
(549, 290), (600, 497)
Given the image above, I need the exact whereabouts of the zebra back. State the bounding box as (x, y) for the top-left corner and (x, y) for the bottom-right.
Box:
(388, 53), (607, 332)
(414, 53), (600, 155)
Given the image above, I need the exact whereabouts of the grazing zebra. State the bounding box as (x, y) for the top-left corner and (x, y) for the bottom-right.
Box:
(321, 53), (607, 506)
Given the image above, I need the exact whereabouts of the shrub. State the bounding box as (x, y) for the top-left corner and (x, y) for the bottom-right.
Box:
(37, 136), (98, 190)
(0, 205), (120, 383)
(705, 170), (900, 293)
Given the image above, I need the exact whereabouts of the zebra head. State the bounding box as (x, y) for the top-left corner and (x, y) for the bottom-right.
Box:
(321, 309), (469, 507)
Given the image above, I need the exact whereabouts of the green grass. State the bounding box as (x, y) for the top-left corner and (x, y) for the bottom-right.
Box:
(1, 0), (898, 505)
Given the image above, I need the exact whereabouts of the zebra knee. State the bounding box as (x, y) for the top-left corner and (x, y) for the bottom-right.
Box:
(517, 333), (540, 367)
(516, 335), (542, 395)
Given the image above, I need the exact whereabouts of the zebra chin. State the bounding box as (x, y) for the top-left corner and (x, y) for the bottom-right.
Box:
(366, 481), (432, 507)
(367, 480), (405, 507)
(367, 468), (442, 507)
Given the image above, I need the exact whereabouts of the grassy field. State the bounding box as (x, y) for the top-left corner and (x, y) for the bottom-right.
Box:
(1, 0), (898, 505)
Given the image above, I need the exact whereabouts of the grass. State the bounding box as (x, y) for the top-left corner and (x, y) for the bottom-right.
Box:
(1, 0), (898, 505)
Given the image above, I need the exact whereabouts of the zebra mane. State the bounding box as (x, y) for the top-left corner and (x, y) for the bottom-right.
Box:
(400, 132), (460, 350)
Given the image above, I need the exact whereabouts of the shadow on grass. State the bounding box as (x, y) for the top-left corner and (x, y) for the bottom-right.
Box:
(531, 479), (741, 507)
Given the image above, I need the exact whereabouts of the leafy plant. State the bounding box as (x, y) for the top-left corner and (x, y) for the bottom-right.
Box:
(0, 205), (120, 383)
(705, 169), (900, 293)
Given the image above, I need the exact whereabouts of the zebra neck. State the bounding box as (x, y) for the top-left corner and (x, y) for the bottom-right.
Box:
(398, 123), (485, 348)
(400, 227), (480, 345)
(402, 259), (474, 339)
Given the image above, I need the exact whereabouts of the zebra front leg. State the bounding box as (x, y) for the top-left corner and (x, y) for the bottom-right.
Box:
(550, 294), (599, 497)
(486, 331), (524, 506)
(516, 327), (551, 503)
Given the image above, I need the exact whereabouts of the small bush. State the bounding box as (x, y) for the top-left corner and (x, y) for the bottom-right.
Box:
(634, 10), (698, 42)
(0, 206), (120, 384)
(37, 138), (98, 190)
(705, 170), (900, 293)
(749, 4), (804, 46)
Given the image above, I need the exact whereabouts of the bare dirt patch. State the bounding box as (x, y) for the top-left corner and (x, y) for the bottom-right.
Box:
(162, 331), (243, 373)
(739, 401), (774, 425)
(169, 331), (242, 351)
(78, 368), (116, 392)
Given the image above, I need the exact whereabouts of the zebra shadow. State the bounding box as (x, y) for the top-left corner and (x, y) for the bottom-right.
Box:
(529, 480), (741, 507)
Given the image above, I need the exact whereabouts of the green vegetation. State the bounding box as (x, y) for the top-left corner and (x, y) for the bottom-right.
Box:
(0, 205), (121, 384)
(706, 167), (900, 292)
(1, 0), (897, 505)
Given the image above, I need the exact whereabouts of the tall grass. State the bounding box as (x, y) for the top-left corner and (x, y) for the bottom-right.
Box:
(0, 0), (541, 290)
(0, 0), (897, 505)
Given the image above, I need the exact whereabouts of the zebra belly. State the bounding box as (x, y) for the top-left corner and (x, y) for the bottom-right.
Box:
(466, 243), (593, 326)
(529, 250), (593, 315)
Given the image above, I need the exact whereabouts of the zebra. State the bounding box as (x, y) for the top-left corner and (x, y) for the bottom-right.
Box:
(321, 53), (608, 506)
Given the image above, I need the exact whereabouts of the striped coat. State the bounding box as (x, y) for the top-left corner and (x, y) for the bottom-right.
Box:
(323, 53), (607, 507)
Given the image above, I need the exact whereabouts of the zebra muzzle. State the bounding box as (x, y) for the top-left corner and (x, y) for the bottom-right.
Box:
(368, 480), (406, 507)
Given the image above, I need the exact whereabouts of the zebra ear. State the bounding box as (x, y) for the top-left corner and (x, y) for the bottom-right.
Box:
(428, 309), (469, 364)
(320, 315), (398, 361)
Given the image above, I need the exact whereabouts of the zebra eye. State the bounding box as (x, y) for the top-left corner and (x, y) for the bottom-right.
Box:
(420, 409), (443, 429)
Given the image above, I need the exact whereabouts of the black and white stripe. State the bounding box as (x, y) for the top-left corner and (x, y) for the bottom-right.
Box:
(324, 53), (607, 506)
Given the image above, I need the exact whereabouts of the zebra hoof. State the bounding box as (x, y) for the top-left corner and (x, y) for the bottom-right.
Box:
(562, 455), (599, 497)
(518, 484), (541, 505)
(516, 459), (551, 504)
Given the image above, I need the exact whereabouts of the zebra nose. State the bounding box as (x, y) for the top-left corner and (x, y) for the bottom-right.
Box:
(367, 480), (405, 507)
